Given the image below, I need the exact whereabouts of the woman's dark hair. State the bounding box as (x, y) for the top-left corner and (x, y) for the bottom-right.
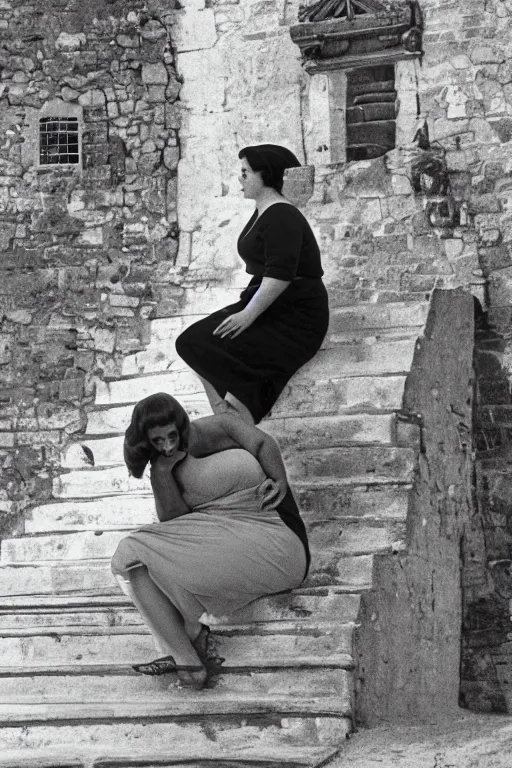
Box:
(123, 392), (190, 478)
(239, 144), (301, 194)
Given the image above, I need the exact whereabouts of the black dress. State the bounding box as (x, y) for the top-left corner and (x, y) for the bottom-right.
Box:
(175, 202), (329, 424)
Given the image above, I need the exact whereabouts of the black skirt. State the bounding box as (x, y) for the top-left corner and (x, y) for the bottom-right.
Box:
(175, 277), (329, 424)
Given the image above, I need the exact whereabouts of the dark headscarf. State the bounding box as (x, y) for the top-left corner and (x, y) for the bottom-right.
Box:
(239, 144), (301, 193)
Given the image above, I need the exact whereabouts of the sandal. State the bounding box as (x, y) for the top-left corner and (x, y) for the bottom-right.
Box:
(132, 655), (205, 677)
(192, 624), (210, 664)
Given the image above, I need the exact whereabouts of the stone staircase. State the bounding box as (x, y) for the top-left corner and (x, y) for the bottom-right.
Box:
(0, 298), (429, 767)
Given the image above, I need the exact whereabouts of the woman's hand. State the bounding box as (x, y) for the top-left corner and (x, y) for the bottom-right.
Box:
(259, 477), (287, 511)
(156, 450), (187, 470)
(213, 309), (255, 339)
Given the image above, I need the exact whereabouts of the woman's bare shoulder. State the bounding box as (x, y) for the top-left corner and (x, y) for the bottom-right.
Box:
(188, 413), (267, 457)
(188, 415), (236, 457)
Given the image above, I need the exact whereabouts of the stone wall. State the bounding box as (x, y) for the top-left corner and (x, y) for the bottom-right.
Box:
(0, 0), (184, 536)
(461, 306), (512, 714)
(355, 289), (475, 725)
(417, 0), (512, 717)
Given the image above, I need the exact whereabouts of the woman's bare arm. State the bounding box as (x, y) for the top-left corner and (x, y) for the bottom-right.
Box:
(189, 414), (289, 506)
(213, 277), (290, 339)
(150, 453), (190, 522)
(243, 277), (290, 319)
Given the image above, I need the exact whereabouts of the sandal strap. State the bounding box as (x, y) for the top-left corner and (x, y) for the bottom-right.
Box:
(133, 655), (177, 676)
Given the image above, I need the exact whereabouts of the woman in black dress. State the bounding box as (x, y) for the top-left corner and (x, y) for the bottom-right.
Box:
(175, 144), (329, 424)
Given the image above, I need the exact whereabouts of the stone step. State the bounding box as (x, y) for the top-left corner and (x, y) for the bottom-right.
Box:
(0, 622), (353, 669)
(327, 301), (429, 333)
(89, 375), (406, 425)
(75, 413), (397, 469)
(0, 744), (341, 768)
(0, 704), (348, 757)
(121, 315), (201, 378)
(120, 328), (418, 378)
(295, 338), (417, 380)
(272, 374), (407, 417)
(94, 338), (415, 407)
(85, 394), (211, 437)
(0, 664), (350, 703)
(0, 552), (373, 596)
(1, 519), (404, 564)
(286, 446), (415, 482)
(116, 303), (426, 378)
(0, 590), (361, 628)
(51, 447), (415, 498)
(26, 485), (410, 533)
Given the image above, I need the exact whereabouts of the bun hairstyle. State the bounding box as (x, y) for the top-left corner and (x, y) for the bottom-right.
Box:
(238, 144), (301, 194)
(123, 392), (190, 478)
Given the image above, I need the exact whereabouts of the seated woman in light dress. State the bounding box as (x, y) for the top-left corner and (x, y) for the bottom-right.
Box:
(111, 392), (310, 690)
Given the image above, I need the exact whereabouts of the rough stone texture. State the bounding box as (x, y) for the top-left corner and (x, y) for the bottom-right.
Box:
(355, 290), (475, 724)
(327, 713), (512, 768)
(461, 306), (512, 714)
(0, 0), (185, 538)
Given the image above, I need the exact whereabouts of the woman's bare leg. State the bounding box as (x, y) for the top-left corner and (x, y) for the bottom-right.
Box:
(224, 393), (255, 424)
(197, 375), (229, 415)
(115, 570), (206, 688)
(197, 373), (255, 424)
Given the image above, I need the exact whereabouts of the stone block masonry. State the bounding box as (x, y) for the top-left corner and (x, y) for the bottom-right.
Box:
(0, 0), (197, 538)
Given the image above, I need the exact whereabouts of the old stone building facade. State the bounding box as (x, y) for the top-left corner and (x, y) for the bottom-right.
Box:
(1, 0), (512, 763)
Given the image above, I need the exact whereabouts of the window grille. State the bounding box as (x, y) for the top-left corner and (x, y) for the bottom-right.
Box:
(346, 65), (396, 161)
(39, 117), (80, 165)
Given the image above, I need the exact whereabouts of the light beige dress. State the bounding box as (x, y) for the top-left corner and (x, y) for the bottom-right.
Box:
(111, 449), (307, 624)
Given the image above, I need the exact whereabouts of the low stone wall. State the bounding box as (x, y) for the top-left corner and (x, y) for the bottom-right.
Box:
(355, 289), (475, 724)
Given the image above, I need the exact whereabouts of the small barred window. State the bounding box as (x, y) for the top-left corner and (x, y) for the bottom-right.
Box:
(39, 117), (80, 165)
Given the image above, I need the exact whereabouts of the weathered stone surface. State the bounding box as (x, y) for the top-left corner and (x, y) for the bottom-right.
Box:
(141, 63), (168, 85)
(0, 716), (347, 760)
(356, 290), (475, 725)
(26, 496), (156, 533)
(172, 9), (217, 52)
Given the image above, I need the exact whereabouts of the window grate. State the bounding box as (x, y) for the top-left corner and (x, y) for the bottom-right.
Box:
(39, 117), (80, 165)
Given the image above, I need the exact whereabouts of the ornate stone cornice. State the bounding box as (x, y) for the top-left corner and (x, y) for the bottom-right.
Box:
(290, 0), (422, 72)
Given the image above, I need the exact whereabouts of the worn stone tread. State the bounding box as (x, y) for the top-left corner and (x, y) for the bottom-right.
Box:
(0, 665), (350, 701)
(95, 341), (415, 406)
(71, 413), (397, 470)
(0, 586), (359, 610)
(26, 486), (410, 533)
(0, 697), (349, 722)
(0, 630), (353, 669)
(50, 448), (415, 499)
(1, 519), (404, 564)
(0, 745), (342, 768)
(88, 374), (407, 424)
(327, 301), (429, 331)
(0, 717), (349, 762)
(0, 551), (374, 596)
(0, 618), (353, 637)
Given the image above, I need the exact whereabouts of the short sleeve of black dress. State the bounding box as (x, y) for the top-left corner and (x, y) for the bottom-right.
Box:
(259, 207), (303, 281)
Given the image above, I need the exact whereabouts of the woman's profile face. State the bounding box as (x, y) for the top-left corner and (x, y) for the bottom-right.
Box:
(147, 422), (180, 457)
(239, 157), (265, 199)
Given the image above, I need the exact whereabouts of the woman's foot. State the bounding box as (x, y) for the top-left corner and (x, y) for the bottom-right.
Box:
(176, 665), (207, 690)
